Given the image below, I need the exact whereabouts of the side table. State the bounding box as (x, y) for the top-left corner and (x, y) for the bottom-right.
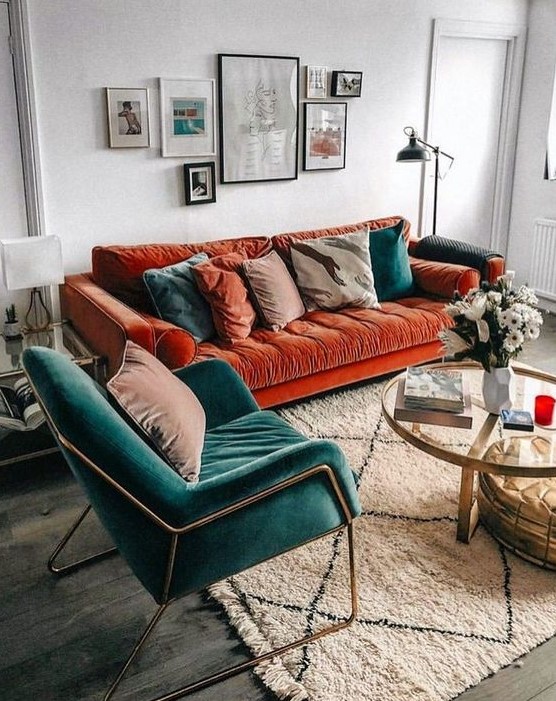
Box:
(0, 322), (105, 467)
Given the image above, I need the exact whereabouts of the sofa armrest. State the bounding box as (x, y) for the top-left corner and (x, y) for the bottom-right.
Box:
(173, 359), (259, 428)
(409, 257), (480, 298)
(61, 274), (155, 379)
(408, 236), (505, 283)
(142, 313), (197, 371)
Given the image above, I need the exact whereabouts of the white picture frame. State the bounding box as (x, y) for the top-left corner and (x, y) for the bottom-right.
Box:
(159, 78), (216, 158)
(306, 65), (328, 99)
(106, 87), (150, 148)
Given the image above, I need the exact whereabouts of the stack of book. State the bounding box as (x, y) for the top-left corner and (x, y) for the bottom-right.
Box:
(394, 366), (472, 428)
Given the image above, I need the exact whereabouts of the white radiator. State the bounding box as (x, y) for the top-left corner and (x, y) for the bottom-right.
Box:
(530, 218), (556, 301)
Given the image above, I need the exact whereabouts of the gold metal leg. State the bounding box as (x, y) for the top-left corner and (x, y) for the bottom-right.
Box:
(103, 522), (357, 701)
(48, 504), (117, 575)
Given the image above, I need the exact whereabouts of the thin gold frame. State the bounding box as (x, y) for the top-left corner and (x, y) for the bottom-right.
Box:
(31, 376), (358, 701)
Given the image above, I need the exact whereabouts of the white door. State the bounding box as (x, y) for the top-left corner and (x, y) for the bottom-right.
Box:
(423, 20), (526, 253)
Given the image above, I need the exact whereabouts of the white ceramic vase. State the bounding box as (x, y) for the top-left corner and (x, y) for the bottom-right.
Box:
(482, 366), (515, 415)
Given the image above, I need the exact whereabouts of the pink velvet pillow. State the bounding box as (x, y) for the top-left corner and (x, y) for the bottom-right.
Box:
(242, 251), (305, 330)
(107, 341), (205, 482)
(193, 252), (257, 343)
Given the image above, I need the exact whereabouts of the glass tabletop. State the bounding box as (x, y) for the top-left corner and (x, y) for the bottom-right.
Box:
(0, 322), (96, 378)
(381, 362), (556, 477)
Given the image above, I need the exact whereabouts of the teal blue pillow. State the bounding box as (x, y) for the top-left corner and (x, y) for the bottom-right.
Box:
(369, 220), (415, 301)
(143, 253), (215, 342)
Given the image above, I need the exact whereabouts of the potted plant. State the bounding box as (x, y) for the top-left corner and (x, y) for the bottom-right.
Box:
(439, 273), (543, 414)
(4, 304), (22, 340)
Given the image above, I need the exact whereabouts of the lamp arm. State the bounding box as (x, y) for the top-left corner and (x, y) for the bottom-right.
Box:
(413, 135), (454, 162)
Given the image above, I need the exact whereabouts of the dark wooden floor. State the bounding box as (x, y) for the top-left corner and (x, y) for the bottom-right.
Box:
(0, 312), (555, 701)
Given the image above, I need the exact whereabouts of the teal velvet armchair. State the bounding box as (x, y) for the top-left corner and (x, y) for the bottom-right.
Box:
(23, 348), (361, 701)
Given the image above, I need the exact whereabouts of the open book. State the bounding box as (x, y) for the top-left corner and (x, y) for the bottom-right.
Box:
(0, 378), (45, 431)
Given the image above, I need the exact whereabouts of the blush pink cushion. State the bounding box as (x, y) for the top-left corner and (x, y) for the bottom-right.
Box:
(107, 341), (205, 482)
(193, 252), (257, 343)
(242, 251), (305, 331)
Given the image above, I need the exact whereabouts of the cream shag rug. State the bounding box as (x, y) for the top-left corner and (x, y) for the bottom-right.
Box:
(209, 379), (556, 701)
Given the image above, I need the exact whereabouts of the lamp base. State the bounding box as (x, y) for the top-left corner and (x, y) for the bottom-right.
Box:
(25, 287), (52, 333)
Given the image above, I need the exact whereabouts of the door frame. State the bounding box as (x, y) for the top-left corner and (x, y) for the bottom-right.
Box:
(421, 19), (526, 253)
(6, 0), (45, 238)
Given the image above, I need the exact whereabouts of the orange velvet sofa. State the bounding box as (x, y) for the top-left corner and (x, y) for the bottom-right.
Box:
(61, 216), (504, 408)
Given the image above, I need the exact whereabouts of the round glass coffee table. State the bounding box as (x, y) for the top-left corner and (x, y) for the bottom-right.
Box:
(381, 362), (556, 566)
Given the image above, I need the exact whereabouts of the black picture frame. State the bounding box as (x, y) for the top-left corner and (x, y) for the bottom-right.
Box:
(218, 53), (299, 184)
(331, 71), (362, 98)
(184, 162), (216, 205)
(303, 102), (347, 171)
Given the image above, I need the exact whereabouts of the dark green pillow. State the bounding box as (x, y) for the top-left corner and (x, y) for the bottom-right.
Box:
(143, 252), (215, 341)
(369, 220), (415, 301)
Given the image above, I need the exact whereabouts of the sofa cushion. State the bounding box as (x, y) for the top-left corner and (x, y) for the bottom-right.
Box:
(107, 341), (206, 482)
(369, 220), (415, 301)
(193, 252), (257, 343)
(290, 228), (380, 311)
(143, 253), (215, 342)
(92, 236), (272, 311)
(272, 216), (411, 268)
(195, 296), (451, 390)
(242, 251), (305, 330)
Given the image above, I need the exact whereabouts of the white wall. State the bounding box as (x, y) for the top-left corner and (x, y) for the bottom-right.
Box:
(25, 0), (527, 274)
(507, 0), (556, 311)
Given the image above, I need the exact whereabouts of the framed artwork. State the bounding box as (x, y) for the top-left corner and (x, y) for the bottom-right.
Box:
(218, 53), (299, 183)
(546, 66), (556, 180)
(159, 78), (216, 157)
(331, 71), (363, 98)
(306, 65), (327, 99)
(106, 88), (150, 148)
(303, 102), (347, 171)
(184, 162), (216, 205)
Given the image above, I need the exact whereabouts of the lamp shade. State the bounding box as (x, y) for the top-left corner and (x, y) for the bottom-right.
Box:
(396, 137), (431, 162)
(0, 236), (64, 290)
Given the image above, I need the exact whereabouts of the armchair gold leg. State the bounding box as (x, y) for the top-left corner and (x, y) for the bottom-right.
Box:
(104, 522), (357, 701)
(48, 504), (118, 575)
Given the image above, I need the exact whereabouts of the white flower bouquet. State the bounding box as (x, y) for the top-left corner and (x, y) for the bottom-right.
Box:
(439, 272), (543, 372)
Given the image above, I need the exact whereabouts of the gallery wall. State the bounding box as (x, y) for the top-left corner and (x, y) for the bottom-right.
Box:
(507, 0), (556, 307)
(25, 0), (527, 274)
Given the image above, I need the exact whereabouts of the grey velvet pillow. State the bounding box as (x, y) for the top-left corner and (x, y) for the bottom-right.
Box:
(143, 252), (215, 342)
(290, 228), (380, 311)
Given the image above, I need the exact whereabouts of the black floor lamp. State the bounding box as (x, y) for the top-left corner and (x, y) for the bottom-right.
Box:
(396, 126), (454, 236)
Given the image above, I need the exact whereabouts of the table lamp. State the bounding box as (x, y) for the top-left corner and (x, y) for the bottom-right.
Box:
(0, 235), (64, 333)
(396, 126), (454, 236)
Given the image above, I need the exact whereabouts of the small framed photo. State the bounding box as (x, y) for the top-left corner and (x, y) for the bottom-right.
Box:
(303, 102), (347, 171)
(331, 71), (362, 97)
(184, 162), (216, 205)
(306, 65), (327, 99)
(106, 88), (150, 148)
(160, 78), (216, 157)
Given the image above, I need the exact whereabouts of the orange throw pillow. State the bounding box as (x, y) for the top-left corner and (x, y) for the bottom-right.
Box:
(193, 252), (257, 343)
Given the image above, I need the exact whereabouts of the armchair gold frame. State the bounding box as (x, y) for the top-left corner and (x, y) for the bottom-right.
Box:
(40, 399), (358, 701)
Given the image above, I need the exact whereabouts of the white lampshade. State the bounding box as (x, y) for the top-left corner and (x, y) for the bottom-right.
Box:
(0, 236), (64, 290)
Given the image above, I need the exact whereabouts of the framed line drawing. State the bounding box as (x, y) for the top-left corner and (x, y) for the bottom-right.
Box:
(218, 53), (299, 183)
(160, 78), (216, 157)
(306, 65), (327, 99)
(184, 162), (216, 205)
(303, 102), (347, 171)
(106, 88), (150, 148)
(331, 71), (363, 97)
